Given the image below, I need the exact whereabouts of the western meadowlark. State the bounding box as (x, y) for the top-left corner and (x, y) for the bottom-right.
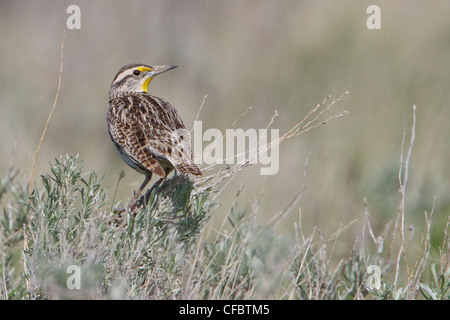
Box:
(108, 63), (202, 210)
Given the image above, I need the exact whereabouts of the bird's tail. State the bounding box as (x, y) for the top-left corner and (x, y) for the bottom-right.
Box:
(176, 163), (202, 176)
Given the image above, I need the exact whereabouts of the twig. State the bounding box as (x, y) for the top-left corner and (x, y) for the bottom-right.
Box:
(193, 92), (349, 195)
(231, 106), (253, 127)
(408, 197), (436, 299)
(110, 170), (126, 212)
(29, 30), (66, 197)
(24, 30), (66, 296)
(190, 95), (208, 133)
(267, 149), (310, 227)
(393, 104), (417, 287)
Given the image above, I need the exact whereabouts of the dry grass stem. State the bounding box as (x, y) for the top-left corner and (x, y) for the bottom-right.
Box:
(193, 92), (349, 196)
(29, 30), (66, 197)
(394, 104), (417, 287)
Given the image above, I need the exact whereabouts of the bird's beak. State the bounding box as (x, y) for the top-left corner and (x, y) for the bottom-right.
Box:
(141, 65), (177, 93)
(147, 65), (177, 77)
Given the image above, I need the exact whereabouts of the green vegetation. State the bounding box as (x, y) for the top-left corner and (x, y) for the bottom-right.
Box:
(1, 152), (448, 299)
(1, 2), (450, 300)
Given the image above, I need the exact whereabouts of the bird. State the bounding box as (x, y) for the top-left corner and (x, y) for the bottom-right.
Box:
(107, 63), (202, 210)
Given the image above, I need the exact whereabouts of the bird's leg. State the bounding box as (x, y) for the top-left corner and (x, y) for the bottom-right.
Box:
(128, 173), (152, 210)
(141, 177), (165, 207)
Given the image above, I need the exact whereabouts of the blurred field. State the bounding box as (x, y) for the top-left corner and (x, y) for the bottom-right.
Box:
(1, 0), (450, 260)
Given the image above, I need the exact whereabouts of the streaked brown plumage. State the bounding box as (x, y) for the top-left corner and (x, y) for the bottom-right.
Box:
(108, 63), (201, 210)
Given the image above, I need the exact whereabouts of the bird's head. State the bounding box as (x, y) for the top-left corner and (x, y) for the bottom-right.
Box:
(109, 63), (177, 99)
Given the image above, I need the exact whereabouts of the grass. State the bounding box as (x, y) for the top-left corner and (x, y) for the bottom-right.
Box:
(1, 2), (449, 300)
(0, 101), (448, 300)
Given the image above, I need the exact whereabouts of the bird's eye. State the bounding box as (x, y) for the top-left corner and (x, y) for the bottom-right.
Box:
(133, 70), (141, 76)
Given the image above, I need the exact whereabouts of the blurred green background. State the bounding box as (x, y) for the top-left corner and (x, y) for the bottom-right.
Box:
(1, 1), (449, 245)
